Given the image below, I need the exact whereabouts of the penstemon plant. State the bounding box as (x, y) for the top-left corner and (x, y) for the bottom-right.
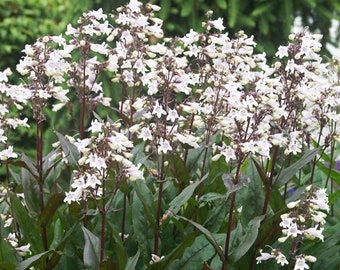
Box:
(0, 1), (339, 269)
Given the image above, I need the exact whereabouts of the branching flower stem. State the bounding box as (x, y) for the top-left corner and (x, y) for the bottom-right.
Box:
(154, 152), (165, 255)
(262, 145), (279, 215)
(222, 160), (243, 270)
(36, 119), (48, 252)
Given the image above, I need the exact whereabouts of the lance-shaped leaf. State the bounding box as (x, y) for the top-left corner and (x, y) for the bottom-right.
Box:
(9, 192), (42, 253)
(112, 231), (128, 270)
(125, 250), (140, 270)
(168, 175), (206, 215)
(176, 215), (224, 262)
(82, 226), (100, 269)
(39, 193), (64, 228)
(273, 148), (319, 189)
(16, 250), (54, 270)
(55, 132), (80, 166)
(229, 215), (265, 263)
(131, 179), (156, 230)
(167, 234), (225, 270)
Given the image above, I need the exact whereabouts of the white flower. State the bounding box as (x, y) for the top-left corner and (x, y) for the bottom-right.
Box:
(287, 200), (301, 209)
(149, 254), (164, 264)
(86, 153), (107, 170)
(152, 101), (166, 118)
(283, 222), (302, 238)
(167, 108), (179, 122)
(85, 173), (101, 189)
(276, 46), (289, 58)
(210, 18), (225, 31)
(294, 257), (310, 270)
(276, 252), (289, 266)
(87, 8), (107, 20)
(15, 243), (31, 256)
(280, 214), (294, 228)
(127, 0), (142, 13)
(256, 249), (275, 264)
(125, 164), (144, 180)
(158, 138), (172, 154)
(0, 146), (18, 160)
(303, 225), (324, 241)
(139, 127), (153, 141)
(88, 119), (103, 133)
(216, 143), (236, 163)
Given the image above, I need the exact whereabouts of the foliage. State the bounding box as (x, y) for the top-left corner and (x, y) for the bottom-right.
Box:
(0, 1), (339, 270)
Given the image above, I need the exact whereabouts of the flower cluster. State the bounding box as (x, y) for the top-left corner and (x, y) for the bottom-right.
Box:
(257, 186), (329, 269)
(0, 68), (29, 161)
(64, 119), (143, 204)
(17, 36), (72, 117)
(0, 186), (31, 257)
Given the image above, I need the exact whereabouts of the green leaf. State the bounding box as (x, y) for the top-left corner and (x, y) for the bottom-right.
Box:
(125, 250), (140, 270)
(168, 176), (206, 215)
(5, 156), (38, 180)
(216, 0), (227, 10)
(0, 239), (16, 269)
(167, 234), (225, 270)
(21, 153), (38, 179)
(228, 0), (238, 28)
(131, 191), (153, 264)
(269, 189), (286, 213)
(149, 234), (196, 269)
(47, 223), (77, 269)
(56, 132), (80, 166)
(131, 180), (157, 230)
(239, 161), (265, 226)
(9, 192), (42, 253)
(176, 215), (224, 262)
(180, 0), (193, 17)
(169, 154), (191, 188)
(21, 167), (40, 217)
(229, 215), (265, 263)
(251, 3), (272, 17)
(82, 226), (100, 270)
(254, 210), (286, 249)
(39, 193), (64, 228)
(316, 162), (340, 186)
(273, 148), (320, 189)
(16, 250), (54, 270)
(112, 231), (128, 270)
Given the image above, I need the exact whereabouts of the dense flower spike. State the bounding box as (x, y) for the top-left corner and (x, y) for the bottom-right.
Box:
(257, 186), (329, 268)
(64, 119), (143, 203)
